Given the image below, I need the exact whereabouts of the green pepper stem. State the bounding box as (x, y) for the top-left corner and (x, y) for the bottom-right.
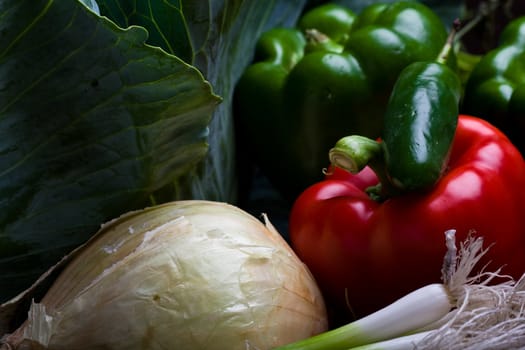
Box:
(328, 135), (399, 200)
(437, 7), (497, 66)
(304, 29), (345, 54)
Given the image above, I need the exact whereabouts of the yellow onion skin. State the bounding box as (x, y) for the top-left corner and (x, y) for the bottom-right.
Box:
(5, 200), (327, 350)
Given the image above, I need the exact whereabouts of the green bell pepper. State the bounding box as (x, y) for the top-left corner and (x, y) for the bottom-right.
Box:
(462, 16), (525, 154)
(234, 1), (449, 200)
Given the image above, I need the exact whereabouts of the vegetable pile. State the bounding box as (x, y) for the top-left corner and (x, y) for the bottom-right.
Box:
(236, 0), (525, 327)
(290, 115), (525, 319)
(234, 1), (451, 199)
(2, 0), (525, 349)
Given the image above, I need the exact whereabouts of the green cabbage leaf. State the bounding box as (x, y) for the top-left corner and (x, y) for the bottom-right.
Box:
(0, 0), (305, 301)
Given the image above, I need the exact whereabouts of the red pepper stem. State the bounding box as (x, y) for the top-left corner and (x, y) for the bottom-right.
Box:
(329, 135), (399, 199)
(329, 135), (381, 173)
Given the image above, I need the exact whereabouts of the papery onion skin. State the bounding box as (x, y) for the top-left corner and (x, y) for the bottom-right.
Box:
(4, 200), (327, 350)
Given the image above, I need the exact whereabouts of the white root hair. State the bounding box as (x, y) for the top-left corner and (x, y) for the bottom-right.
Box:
(417, 230), (525, 349)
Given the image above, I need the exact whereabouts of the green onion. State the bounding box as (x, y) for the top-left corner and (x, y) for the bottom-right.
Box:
(276, 230), (525, 350)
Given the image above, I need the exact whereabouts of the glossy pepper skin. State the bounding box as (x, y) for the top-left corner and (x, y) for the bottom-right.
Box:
(234, 2), (449, 200)
(289, 115), (525, 320)
(462, 16), (525, 153)
(382, 60), (461, 191)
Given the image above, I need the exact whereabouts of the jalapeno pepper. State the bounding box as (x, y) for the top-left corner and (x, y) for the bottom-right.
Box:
(381, 41), (462, 191)
(234, 1), (449, 200)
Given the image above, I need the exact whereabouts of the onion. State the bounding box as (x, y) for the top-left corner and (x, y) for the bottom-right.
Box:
(1, 200), (327, 349)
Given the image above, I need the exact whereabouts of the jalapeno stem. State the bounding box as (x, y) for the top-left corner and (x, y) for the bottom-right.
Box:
(437, 19), (460, 65)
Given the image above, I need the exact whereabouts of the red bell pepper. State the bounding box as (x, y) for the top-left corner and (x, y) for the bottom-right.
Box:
(289, 115), (525, 320)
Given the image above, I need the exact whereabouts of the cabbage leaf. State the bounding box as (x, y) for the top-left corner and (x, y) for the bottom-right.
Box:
(0, 0), (305, 301)
(96, 0), (308, 201)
